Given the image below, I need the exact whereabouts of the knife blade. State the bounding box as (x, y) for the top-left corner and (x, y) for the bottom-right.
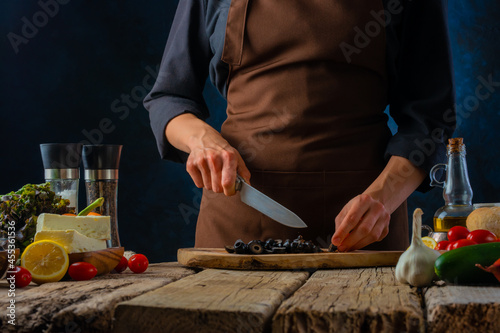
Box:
(235, 175), (308, 228)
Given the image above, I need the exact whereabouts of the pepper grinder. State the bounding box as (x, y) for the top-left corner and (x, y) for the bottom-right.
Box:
(82, 144), (123, 248)
(40, 143), (83, 213)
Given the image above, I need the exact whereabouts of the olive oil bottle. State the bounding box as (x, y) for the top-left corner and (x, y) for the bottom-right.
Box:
(430, 138), (474, 233)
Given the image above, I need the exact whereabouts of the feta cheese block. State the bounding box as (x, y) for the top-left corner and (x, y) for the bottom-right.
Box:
(36, 213), (111, 240)
(34, 230), (107, 253)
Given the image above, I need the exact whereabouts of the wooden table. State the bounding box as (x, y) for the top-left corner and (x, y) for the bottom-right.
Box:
(1, 262), (499, 333)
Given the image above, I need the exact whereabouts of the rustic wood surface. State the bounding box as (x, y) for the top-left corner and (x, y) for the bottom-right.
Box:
(0, 262), (198, 333)
(273, 267), (425, 333)
(425, 284), (500, 333)
(178, 248), (403, 270)
(2, 260), (500, 333)
(114, 269), (310, 333)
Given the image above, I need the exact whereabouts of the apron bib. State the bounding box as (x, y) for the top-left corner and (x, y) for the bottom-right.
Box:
(195, 0), (409, 250)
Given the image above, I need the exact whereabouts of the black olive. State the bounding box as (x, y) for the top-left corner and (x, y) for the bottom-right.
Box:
(328, 244), (338, 252)
(224, 245), (235, 254)
(283, 239), (291, 252)
(274, 239), (283, 247)
(290, 240), (302, 253)
(264, 238), (275, 250)
(248, 240), (264, 255)
(234, 239), (248, 254)
(302, 241), (313, 253)
(271, 246), (287, 254)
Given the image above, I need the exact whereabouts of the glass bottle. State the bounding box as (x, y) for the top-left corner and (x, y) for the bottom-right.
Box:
(430, 138), (474, 233)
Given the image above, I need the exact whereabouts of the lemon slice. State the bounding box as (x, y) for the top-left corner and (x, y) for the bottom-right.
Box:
(21, 240), (69, 284)
(421, 236), (437, 249)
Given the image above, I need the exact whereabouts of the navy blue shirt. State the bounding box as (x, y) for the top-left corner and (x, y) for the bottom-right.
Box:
(144, 0), (456, 188)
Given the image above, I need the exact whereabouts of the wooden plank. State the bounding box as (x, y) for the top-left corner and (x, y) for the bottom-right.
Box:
(273, 267), (425, 333)
(114, 269), (310, 333)
(425, 285), (500, 333)
(178, 248), (403, 270)
(0, 262), (197, 333)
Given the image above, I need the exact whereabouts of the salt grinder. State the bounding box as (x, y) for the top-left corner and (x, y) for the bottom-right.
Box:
(40, 143), (83, 213)
(82, 144), (123, 248)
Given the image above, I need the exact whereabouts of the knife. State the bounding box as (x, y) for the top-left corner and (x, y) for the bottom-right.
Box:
(235, 175), (308, 228)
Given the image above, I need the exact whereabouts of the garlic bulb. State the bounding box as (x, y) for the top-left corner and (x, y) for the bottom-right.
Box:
(395, 208), (441, 287)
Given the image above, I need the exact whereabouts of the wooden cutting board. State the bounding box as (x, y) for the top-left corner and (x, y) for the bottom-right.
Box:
(177, 248), (404, 270)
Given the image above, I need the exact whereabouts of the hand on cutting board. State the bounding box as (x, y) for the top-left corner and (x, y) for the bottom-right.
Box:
(331, 194), (390, 252)
(166, 113), (251, 196)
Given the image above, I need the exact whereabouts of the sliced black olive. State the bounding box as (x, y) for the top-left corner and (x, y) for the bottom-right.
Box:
(264, 238), (275, 250)
(328, 244), (338, 252)
(234, 239), (248, 254)
(224, 245), (235, 254)
(290, 240), (302, 253)
(302, 241), (313, 253)
(248, 240), (264, 255)
(271, 246), (287, 254)
(283, 239), (291, 252)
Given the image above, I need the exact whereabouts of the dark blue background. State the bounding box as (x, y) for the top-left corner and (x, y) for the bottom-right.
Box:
(1, 1), (498, 262)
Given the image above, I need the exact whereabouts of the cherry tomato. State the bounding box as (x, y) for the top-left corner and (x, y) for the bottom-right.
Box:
(435, 240), (451, 250)
(62, 213), (77, 216)
(449, 239), (476, 250)
(8, 266), (32, 288)
(87, 212), (101, 216)
(128, 254), (149, 274)
(114, 256), (128, 273)
(447, 226), (470, 242)
(466, 229), (497, 244)
(68, 262), (98, 281)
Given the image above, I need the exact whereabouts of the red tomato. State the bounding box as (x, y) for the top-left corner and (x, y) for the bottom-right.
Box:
(449, 239), (476, 250)
(68, 262), (98, 281)
(447, 226), (470, 242)
(128, 254), (149, 274)
(114, 256), (128, 273)
(8, 266), (32, 288)
(435, 240), (451, 250)
(466, 229), (497, 244)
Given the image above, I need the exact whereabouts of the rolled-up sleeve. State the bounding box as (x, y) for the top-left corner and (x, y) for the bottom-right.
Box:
(144, 0), (211, 162)
(385, 0), (456, 190)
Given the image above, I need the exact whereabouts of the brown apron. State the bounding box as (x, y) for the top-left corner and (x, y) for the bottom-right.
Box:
(195, 0), (409, 250)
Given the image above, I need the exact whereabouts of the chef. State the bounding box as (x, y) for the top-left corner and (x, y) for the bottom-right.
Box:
(144, 0), (455, 251)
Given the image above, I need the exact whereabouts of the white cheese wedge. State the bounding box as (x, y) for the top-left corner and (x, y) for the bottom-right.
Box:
(36, 213), (111, 240)
(34, 230), (107, 253)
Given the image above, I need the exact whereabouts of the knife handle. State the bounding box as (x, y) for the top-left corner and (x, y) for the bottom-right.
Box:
(235, 175), (244, 192)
